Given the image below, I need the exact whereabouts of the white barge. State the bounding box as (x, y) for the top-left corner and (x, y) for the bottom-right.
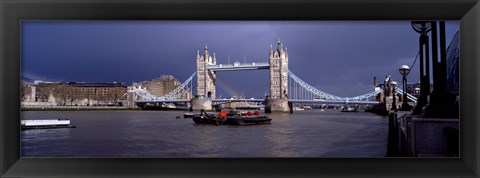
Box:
(21, 119), (76, 130)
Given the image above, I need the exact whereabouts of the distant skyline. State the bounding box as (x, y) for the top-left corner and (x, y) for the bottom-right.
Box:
(21, 21), (459, 98)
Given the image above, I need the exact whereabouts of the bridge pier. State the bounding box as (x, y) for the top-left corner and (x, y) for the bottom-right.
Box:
(265, 99), (290, 113)
(191, 98), (212, 111)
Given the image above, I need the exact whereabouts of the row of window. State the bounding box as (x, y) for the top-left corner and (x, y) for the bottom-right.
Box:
(272, 80), (288, 85)
(80, 88), (124, 91)
(271, 72), (287, 76)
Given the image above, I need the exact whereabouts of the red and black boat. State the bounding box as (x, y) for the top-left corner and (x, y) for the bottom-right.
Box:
(192, 110), (272, 126)
(222, 110), (272, 126)
(192, 110), (226, 126)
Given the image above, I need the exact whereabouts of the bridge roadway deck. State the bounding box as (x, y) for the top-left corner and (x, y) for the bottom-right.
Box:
(206, 62), (270, 72)
(135, 99), (380, 105)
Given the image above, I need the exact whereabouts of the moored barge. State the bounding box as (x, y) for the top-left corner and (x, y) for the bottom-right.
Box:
(222, 110), (272, 126)
(192, 110), (272, 126)
(192, 110), (226, 125)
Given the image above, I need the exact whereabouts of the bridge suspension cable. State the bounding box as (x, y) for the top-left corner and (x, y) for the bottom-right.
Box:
(396, 88), (418, 103)
(130, 72), (196, 100)
(287, 69), (382, 102)
(287, 69), (418, 103)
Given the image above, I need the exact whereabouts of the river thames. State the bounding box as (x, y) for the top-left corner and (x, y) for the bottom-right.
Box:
(21, 110), (388, 157)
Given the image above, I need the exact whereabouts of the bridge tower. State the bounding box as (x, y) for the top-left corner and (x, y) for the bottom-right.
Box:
(192, 45), (216, 111)
(269, 39), (288, 99)
(266, 39), (290, 113)
(196, 45), (217, 99)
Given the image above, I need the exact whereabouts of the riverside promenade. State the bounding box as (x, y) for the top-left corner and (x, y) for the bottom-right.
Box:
(388, 111), (459, 157)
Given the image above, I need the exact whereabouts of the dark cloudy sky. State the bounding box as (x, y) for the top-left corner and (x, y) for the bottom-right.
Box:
(21, 21), (459, 98)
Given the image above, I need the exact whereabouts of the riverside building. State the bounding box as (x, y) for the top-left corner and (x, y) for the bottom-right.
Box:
(21, 81), (127, 106)
(139, 75), (181, 97)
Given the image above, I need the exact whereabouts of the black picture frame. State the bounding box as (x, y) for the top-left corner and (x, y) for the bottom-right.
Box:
(1, 0), (479, 177)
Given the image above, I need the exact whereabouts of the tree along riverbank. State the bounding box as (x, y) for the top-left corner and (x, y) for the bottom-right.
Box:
(21, 106), (140, 111)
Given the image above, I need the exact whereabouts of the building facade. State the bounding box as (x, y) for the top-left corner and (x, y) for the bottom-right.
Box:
(22, 81), (127, 106)
(73, 82), (127, 105)
(140, 75), (181, 96)
(446, 31), (459, 95)
(406, 82), (421, 99)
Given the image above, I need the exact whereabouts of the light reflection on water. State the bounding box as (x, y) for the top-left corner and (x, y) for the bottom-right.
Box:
(21, 110), (388, 157)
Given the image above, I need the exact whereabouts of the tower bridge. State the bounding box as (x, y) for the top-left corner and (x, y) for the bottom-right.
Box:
(128, 39), (417, 112)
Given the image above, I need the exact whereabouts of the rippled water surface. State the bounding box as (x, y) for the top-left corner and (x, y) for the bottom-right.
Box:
(21, 110), (388, 157)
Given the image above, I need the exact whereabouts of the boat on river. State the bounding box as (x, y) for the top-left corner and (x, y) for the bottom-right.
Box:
(293, 107), (304, 111)
(222, 110), (272, 126)
(192, 110), (272, 126)
(340, 106), (357, 112)
(183, 113), (194, 118)
(192, 110), (226, 126)
(21, 119), (76, 130)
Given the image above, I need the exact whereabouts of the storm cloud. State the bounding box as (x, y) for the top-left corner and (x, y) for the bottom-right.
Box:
(21, 21), (459, 98)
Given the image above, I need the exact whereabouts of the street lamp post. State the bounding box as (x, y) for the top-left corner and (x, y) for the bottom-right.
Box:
(399, 65), (413, 111)
(390, 80), (398, 111)
(411, 21), (432, 115)
(387, 79), (399, 156)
